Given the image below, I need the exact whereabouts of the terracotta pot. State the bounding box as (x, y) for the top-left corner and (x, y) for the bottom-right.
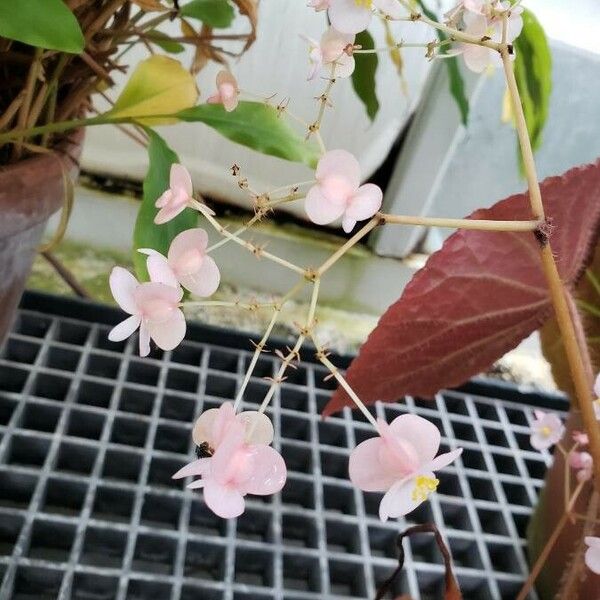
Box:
(527, 409), (600, 599)
(0, 134), (82, 345)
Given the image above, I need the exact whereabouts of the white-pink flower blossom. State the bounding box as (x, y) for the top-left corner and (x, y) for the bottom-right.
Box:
(585, 537), (600, 575)
(154, 164), (194, 225)
(328, 0), (404, 35)
(349, 414), (462, 521)
(569, 451), (593, 483)
(529, 410), (564, 451)
(305, 149), (382, 232)
(303, 28), (356, 80)
(140, 228), (220, 297)
(573, 431), (589, 446)
(173, 403), (286, 519)
(207, 70), (239, 112)
(108, 267), (185, 357)
(307, 0), (330, 11)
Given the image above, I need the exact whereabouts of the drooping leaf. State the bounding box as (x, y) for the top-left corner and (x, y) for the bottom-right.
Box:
(324, 160), (600, 416)
(0, 0), (84, 53)
(148, 29), (185, 54)
(416, 0), (469, 125)
(513, 9), (552, 162)
(352, 30), (380, 121)
(176, 101), (321, 167)
(109, 56), (198, 124)
(180, 0), (235, 28)
(133, 129), (197, 281)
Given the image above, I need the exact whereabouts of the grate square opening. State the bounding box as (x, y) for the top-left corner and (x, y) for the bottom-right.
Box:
(409, 532), (444, 565)
(351, 405), (378, 426)
(281, 414), (311, 442)
(92, 326), (126, 352)
(0, 395), (17, 425)
(166, 368), (199, 394)
(12, 565), (64, 600)
(45, 345), (80, 372)
(456, 575), (494, 600)
(80, 526), (127, 568)
(171, 343), (204, 367)
(102, 448), (142, 483)
(154, 422), (190, 454)
(505, 407), (529, 426)
(208, 349), (238, 372)
(19, 402), (60, 433)
(111, 415), (148, 448)
(0, 366), (29, 394)
(126, 360), (160, 387)
(76, 379), (113, 409)
(184, 539), (226, 581)
(468, 477), (497, 502)
(85, 353), (120, 380)
(493, 453), (519, 475)
(512, 511), (530, 538)
(448, 537), (483, 569)
(488, 542), (521, 573)
(451, 421), (477, 443)
(66, 408), (105, 440)
(92, 484), (134, 523)
(118, 386), (154, 416)
(280, 476), (314, 509)
(233, 593), (272, 600)
(483, 427), (508, 448)
(236, 507), (273, 543)
(369, 526), (398, 558)
(0, 470), (37, 509)
(362, 491), (384, 519)
(27, 519), (75, 563)
(243, 354), (273, 378)
(436, 471), (462, 498)
(475, 403), (499, 422)
(281, 513), (317, 548)
(525, 458), (546, 481)
(160, 394), (195, 422)
(442, 394), (469, 416)
(205, 374), (237, 399)
(15, 313), (51, 338)
(441, 502), (472, 532)
(0, 512), (24, 555)
(498, 579), (525, 600)
(140, 492), (182, 530)
(478, 507), (509, 536)
(132, 533), (177, 575)
(71, 572), (118, 600)
(313, 366), (336, 390)
(280, 443), (312, 475)
(329, 559), (367, 596)
(320, 450), (348, 479)
(6, 434), (50, 468)
(317, 421), (346, 447)
(41, 477), (86, 516)
(283, 365), (307, 386)
(189, 499), (227, 537)
(325, 520), (360, 554)
(354, 427), (373, 445)
(373, 565), (408, 597)
(126, 579), (172, 600)
(461, 448), (486, 470)
(323, 483), (356, 515)
(280, 386), (306, 412)
(32, 373), (71, 401)
(55, 321), (90, 346)
(148, 455), (182, 488)
(502, 482), (531, 507)
(2, 338), (40, 364)
(234, 547), (274, 587)
(182, 583), (223, 600)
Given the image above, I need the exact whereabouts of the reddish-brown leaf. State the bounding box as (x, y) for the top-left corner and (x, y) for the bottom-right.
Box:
(324, 160), (600, 416)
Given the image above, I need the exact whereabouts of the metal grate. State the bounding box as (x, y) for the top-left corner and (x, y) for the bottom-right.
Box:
(0, 292), (566, 600)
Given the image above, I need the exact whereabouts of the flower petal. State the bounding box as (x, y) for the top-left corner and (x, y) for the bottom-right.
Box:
(333, 53), (355, 78)
(373, 0), (404, 19)
(180, 256), (221, 297)
(346, 183), (383, 220)
(316, 149), (361, 189)
(462, 44), (493, 73)
(146, 309), (186, 351)
(170, 163), (193, 197)
(237, 411), (274, 445)
(109, 267), (139, 314)
(342, 214), (357, 233)
(146, 253), (180, 289)
(203, 480), (246, 518)
(387, 414), (441, 465)
(328, 0), (372, 34)
(108, 315), (141, 342)
(173, 458), (211, 479)
(585, 543), (600, 575)
(305, 184), (347, 226)
(154, 202), (188, 225)
(243, 445), (287, 495)
(426, 448), (462, 472)
(192, 408), (221, 447)
(139, 322), (151, 357)
(349, 437), (400, 492)
(134, 282), (183, 321)
(379, 476), (423, 521)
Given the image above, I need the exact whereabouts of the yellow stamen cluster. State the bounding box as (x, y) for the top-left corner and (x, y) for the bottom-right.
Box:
(540, 426), (552, 437)
(411, 475), (440, 503)
(355, 0), (373, 7)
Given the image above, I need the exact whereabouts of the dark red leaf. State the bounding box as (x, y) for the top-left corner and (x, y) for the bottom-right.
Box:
(324, 160), (600, 416)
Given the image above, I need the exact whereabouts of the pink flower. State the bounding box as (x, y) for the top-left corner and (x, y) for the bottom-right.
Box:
(349, 414), (462, 521)
(207, 70), (239, 112)
(173, 404), (286, 519)
(573, 431), (589, 446)
(328, 0), (403, 35)
(154, 164), (194, 225)
(585, 537), (600, 575)
(529, 410), (564, 451)
(569, 451), (593, 483)
(307, 0), (330, 11)
(303, 28), (355, 80)
(108, 267), (185, 357)
(140, 228), (220, 297)
(305, 149), (382, 232)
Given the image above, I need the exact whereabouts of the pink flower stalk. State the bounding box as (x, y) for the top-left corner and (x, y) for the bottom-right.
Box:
(173, 403), (286, 519)
(303, 28), (355, 80)
(140, 228), (220, 297)
(207, 70), (239, 112)
(529, 410), (564, 451)
(108, 267), (185, 357)
(305, 149), (383, 232)
(349, 414), (462, 521)
(328, 0), (403, 35)
(569, 451), (593, 483)
(585, 537), (600, 575)
(307, 0), (330, 11)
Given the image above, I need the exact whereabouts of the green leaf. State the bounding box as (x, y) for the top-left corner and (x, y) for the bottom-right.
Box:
(180, 0), (235, 27)
(133, 129), (197, 281)
(148, 29), (185, 54)
(0, 0), (84, 53)
(416, 0), (469, 125)
(513, 9), (552, 158)
(176, 101), (321, 167)
(351, 30), (380, 121)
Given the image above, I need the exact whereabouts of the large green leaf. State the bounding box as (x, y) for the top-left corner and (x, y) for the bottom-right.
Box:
(180, 0), (235, 27)
(133, 129), (197, 281)
(177, 101), (321, 167)
(513, 9), (552, 157)
(416, 0), (469, 125)
(351, 30), (380, 121)
(0, 0), (84, 53)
